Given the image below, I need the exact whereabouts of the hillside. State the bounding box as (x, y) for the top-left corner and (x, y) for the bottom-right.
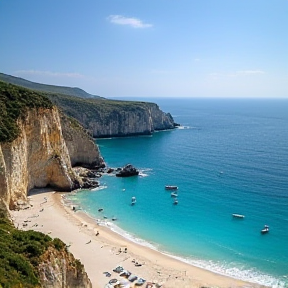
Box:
(0, 207), (91, 288)
(46, 92), (176, 137)
(0, 73), (101, 99)
(0, 80), (53, 142)
(0, 73), (177, 138)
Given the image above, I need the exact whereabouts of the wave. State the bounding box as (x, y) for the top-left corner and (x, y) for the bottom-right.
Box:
(96, 219), (287, 287)
(177, 125), (191, 129)
(90, 185), (108, 191)
(65, 190), (287, 288)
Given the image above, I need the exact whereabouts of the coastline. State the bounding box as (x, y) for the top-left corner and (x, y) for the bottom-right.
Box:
(10, 188), (268, 288)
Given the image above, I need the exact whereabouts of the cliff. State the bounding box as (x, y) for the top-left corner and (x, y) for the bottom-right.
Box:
(46, 94), (176, 138)
(60, 113), (104, 168)
(0, 107), (77, 209)
(82, 102), (175, 138)
(0, 212), (92, 288)
(0, 73), (178, 138)
(38, 246), (92, 288)
(0, 82), (104, 210)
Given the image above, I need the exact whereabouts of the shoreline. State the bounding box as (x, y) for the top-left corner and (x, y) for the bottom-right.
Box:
(10, 188), (268, 288)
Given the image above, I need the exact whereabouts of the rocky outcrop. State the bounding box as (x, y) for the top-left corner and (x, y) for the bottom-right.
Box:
(60, 113), (104, 168)
(39, 246), (92, 288)
(83, 101), (176, 138)
(0, 106), (105, 210)
(1, 73), (178, 138)
(46, 94), (177, 138)
(0, 107), (79, 209)
(116, 164), (139, 177)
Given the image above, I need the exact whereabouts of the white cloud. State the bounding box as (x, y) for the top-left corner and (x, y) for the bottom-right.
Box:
(15, 70), (84, 79)
(107, 15), (152, 28)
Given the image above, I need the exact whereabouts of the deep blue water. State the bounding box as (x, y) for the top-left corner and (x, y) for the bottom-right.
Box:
(68, 98), (288, 287)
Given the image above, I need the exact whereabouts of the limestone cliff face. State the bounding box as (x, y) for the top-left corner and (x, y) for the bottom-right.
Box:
(147, 103), (175, 131)
(39, 246), (92, 288)
(60, 114), (104, 168)
(0, 107), (79, 209)
(77, 102), (175, 138)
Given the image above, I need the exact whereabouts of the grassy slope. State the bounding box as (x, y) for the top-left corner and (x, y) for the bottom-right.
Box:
(0, 208), (66, 288)
(48, 92), (149, 117)
(0, 81), (53, 143)
(0, 73), (100, 99)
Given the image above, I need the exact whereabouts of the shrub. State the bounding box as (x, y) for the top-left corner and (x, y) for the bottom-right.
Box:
(0, 81), (53, 143)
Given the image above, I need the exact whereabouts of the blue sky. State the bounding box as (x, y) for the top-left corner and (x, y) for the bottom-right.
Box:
(0, 0), (287, 98)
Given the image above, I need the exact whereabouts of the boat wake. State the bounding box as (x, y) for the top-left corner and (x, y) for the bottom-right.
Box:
(138, 168), (153, 177)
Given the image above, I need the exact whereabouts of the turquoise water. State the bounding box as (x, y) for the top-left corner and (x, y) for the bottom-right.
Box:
(68, 98), (288, 287)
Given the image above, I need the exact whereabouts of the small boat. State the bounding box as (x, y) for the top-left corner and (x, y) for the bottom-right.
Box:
(171, 192), (178, 197)
(131, 197), (136, 205)
(112, 217), (117, 221)
(232, 214), (245, 219)
(98, 208), (104, 212)
(173, 198), (178, 205)
(165, 185), (178, 190)
(261, 225), (269, 234)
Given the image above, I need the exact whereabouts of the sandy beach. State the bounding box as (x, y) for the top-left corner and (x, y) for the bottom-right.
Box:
(10, 188), (267, 288)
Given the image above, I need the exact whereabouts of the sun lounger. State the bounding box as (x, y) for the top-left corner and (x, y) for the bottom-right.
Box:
(113, 266), (124, 273)
(135, 277), (146, 285)
(128, 274), (138, 282)
(119, 270), (131, 277)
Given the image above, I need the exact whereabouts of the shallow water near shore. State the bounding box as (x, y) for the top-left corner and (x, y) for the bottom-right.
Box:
(68, 98), (288, 287)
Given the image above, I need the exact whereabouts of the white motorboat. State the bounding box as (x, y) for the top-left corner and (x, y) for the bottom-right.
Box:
(131, 196), (136, 205)
(261, 225), (269, 234)
(165, 185), (178, 190)
(232, 214), (245, 219)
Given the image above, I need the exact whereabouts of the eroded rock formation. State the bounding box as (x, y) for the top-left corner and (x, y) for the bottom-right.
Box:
(60, 113), (104, 168)
(39, 246), (92, 288)
(0, 107), (103, 210)
(82, 102), (176, 138)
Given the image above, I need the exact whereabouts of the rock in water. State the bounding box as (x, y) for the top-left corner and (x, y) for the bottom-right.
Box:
(116, 164), (139, 177)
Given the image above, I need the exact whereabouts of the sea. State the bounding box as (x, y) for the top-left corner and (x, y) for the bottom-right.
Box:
(67, 98), (288, 287)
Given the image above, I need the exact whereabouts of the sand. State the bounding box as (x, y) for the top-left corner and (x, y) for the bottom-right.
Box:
(10, 188), (267, 288)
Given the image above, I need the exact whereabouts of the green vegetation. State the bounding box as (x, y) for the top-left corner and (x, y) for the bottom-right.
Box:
(0, 208), (66, 288)
(0, 74), (155, 140)
(0, 81), (53, 143)
(0, 72), (100, 99)
(47, 92), (151, 127)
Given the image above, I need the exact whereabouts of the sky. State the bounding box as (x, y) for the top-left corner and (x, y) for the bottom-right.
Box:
(0, 0), (287, 98)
